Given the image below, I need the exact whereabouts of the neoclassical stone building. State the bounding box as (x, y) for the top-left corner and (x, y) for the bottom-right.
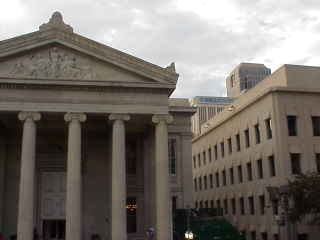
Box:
(0, 12), (195, 240)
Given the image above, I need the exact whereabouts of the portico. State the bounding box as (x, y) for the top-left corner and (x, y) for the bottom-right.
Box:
(0, 12), (195, 240)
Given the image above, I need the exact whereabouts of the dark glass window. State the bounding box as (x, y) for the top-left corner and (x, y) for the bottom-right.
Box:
(194, 178), (197, 192)
(228, 137), (232, 154)
(200, 201), (203, 209)
(259, 195), (265, 215)
(316, 153), (320, 173)
(210, 200), (214, 208)
(244, 129), (250, 148)
(203, 151), (206, 165)
(209, 174), (213, 188)
(272, 199), (279, 215)
(249, 196), (255, 215)
(240, 197), (245, 215)
(199, 177), (202, 190)
(312, 116), (320, 136)
(231, 198), (236, 215)
(220, 141), (225, 158)
(229, 167), (234, 185)
(254, 124), (261, 144)
(215, 172), (220, 187)
(214, 145), (218, 160)
(257, 159), (264, 179)
(208, 148), (212, 162)
(204, 175), (207, 190)
(168, 139), (177, 175)
(193, 156), (196, 168)
(217, 199), (221, 210)
(238, 165), (243, 183)
(205, 200), (208, 209)
(222, 170), (227, 186)
(247, 162), (253, 181)
(236, 133), (241, 151)
(265, 118), (272, 139)
(198, 154), (201, 167)
(127, 197), (137, 233)
(223, 199), (228, 215)
(269, 155), (276, 177)
(290, 153), (301, 174)
(287, 115), (298, 136)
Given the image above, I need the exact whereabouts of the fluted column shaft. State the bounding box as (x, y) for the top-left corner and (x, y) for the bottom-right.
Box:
(64, 113), (86, 240)
(109, 114), (130, 240)
(17, 112), (41, 240)
(152, 114), (173, 240)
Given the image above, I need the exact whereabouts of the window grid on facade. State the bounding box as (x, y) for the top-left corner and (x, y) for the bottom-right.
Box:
(290, 153), (301, 175)
(254, 123), (261, 144)
(287, 115), (298, 136)
(244, 129), (250, 148)
(168, 138), (177, 175)
(257, 159), (263, 179)
(265, 118), (272, 139)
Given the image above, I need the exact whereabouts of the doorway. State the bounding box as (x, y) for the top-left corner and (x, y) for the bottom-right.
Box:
(42, 220), (66, 240)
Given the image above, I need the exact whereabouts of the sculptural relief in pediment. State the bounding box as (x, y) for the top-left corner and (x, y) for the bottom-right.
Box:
(0, 46), (153, 83)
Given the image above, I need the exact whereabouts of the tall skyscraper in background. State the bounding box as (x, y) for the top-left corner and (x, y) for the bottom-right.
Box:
(226, 63), (271, 97)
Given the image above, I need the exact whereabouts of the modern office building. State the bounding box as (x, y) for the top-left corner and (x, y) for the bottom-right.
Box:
(190, 96), (234, 136)
(0, 12), (195, 240)
(192, 64), (320, 240)
(226, 63), (271, 98)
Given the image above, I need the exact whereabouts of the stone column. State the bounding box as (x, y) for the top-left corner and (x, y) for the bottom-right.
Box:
(152, 114), (173, 240)
(17, 112), (41, 240)
(109, 114), (130, 240)
(64, 113), (86, 240)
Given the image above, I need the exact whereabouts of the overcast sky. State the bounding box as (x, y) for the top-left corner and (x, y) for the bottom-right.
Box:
(1, 0), (320, 98)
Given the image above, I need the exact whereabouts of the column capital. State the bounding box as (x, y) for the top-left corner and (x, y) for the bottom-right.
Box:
(109, 113), (130, 121)
(18, 112), (41, 121)
(152, 114), (173, 124)
(64, 113), (87, 122)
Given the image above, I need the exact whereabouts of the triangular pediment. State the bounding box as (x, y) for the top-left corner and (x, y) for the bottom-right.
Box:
(0, 12), (178, 89)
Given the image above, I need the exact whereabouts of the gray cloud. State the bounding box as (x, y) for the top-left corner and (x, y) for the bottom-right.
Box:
(1, 0), (320, 98)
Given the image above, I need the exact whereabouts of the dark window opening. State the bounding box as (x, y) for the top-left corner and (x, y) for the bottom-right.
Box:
(254, 124), (261, 144)
(290, 153), (301, 174)
(287, 115), (298, 136)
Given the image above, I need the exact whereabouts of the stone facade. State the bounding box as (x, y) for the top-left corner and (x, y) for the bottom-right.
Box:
(193, 64), (320, 240)
(0, 12), (195, 240)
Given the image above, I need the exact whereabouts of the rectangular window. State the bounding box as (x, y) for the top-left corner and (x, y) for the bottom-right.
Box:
(236, 134), (241, 151)
(214, 145), (218, 160)
(316, 153), (320, 173)
(205, 200), (208, 208)
(257, 159), (264, 179)
(231, 198), (236, 215)
(220, 141), (225, 158)
(199, 177), (202, 190)
(229, 167), (234, 185)
(208, 148), (212, 162)
(287, 115), (298, 136)
(204, 175), (207, 190)
(194, 178), (197, 192)
(217, 199), (221, 210)
(265, 118), (272, 139)
(259, 195), (265, 215)
(210, 200), (214, 208)
(193, 156), (196, 168)
(127, 197), (137, 233)
(269, 155), (276, 177)
(272, 199), (279, 215)
(254, 124), (261, 144)
(312, 116), (320, 136)
(228, 138), (232, 154)
(168, 139), (177, 175)
(198, 154), (201, 167)
(249, 196), (255, 215)
(247, 162), (253, 181)
(240, 197), (245, 215)
(224, 199), (228, 215)
(215, 172), (220, 187)
(209, 174), (213, 188)
(244, 129), (250, 148)
(203, 151), (206, 165)
(200, 201), (203, 209)
(290, 153), (301, 174)
(238, 165), (243, 183)
(222, 170), (227, 186)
